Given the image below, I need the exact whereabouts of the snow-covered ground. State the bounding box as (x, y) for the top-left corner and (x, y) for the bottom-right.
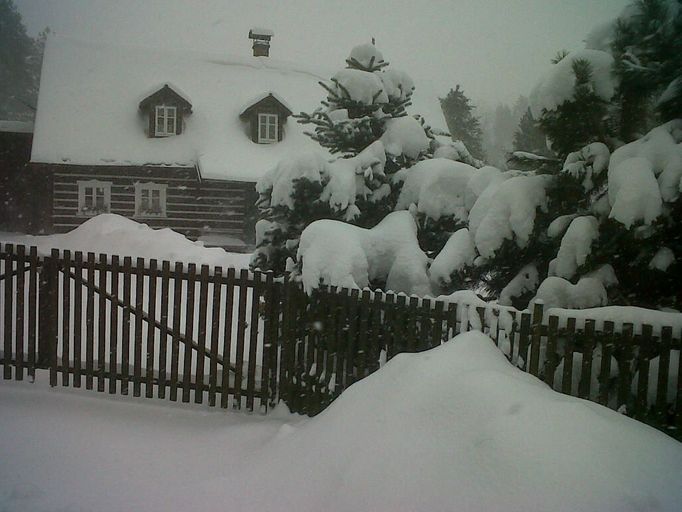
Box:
(0, 214), (251, 269)
(1, 331), (680, 512)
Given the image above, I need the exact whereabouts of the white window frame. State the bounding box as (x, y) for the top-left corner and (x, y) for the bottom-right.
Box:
(155, 105), (177, 137)
(77, 180), (112, 216)
(257, 113), (278, 143)
(134, 182), (167, 218)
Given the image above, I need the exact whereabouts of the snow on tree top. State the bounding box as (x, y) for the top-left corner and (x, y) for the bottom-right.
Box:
(347, 43), (386, 71)
(529, 49), (617, 117)
(329, 69), (388, 105)
(31, 35), (330, 181)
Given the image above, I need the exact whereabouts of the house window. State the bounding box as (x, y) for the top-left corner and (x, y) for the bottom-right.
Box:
(258, 113), (278, 143)
(135, 182), (167, 217)
(78, 180), (111, 216)
(155, 106), (177, 137)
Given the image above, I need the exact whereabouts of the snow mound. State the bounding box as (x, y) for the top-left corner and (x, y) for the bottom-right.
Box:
(609, 120), (682, 203)
(2, 214), (250, 269)
(607, 157), (663, 228)
(297, 211), (430, 295)
(553, 216), (599, 279)
(532, 276), (607, 310)
(329, 68), (388, 105)
(429, 228), (476, 287)
(222, 332), (682, 512)
(379, 116), (429, 160)
(394, 158), (476, 221)
(346, 43), (385, 70)
(464, 165), (503, 210)
(469, 174), (550, 259)
(562, 142), (610, 190)
(378, 68), (414, 102)
(529, 49), (616, 117)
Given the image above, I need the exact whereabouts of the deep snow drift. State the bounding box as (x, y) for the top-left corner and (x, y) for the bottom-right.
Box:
(0, 214), (251, 269)
(2, 332), (680, 512)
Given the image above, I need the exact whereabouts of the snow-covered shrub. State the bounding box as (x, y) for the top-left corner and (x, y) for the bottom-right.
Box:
(429, 228), (476, 292)
(296, 211), (430, 296)
(531, 276), (608, 310)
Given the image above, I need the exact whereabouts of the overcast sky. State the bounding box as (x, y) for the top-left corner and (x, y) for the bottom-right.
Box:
(15, 0), (630, 107)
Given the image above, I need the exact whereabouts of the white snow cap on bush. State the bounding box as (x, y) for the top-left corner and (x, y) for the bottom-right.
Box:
(347, 43), (385, 69)
(469, 174), (551, 259)
(329, 68), (388, 105)
(464, 166), (503, 210)
(649, 247), (675, 271)
(585, 264), (619, 288)
(379, 69), (414, 102)
(609, 120), (682, 203)
(562, 142), (610, 190)
(429, 228), (476, 288)
(529, 49), (616, 117)
(394, 158), (476, 222)
(547, 214), (577, 239)
(607, 157), (663, 228)
(553, 216), (599, 280)
(297, 210), (430, 295)
(380, 116), (430, 160)
(258, 142), (386, 219)
(499, 264), (539, 306)
(532, 276), (608, 310)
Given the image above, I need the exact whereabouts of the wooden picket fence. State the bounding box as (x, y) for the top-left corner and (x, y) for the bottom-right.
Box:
(1, 242), (681, 432)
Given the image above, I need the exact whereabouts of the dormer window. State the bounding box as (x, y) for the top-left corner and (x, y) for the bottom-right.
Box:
(258, 113), (278, 143)
(155, 106), (177, 137)
(239, 92), (292, 144)
(139, 84), (192, 138)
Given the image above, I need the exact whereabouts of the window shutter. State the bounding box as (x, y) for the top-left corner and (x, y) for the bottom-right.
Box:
(149, 110), (155, 138)
(176, 111), (183, 135)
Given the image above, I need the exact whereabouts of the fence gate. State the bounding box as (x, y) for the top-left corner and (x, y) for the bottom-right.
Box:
(1, 243), (280, 412)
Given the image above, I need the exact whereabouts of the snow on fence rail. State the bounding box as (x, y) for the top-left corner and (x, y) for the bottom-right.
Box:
(1, 242), (681, 427)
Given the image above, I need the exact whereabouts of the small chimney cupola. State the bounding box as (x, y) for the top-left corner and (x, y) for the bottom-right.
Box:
(248, 28), (274, 57)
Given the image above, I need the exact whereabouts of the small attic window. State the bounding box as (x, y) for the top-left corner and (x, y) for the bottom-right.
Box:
(258, 113), (278, 143)
(139, 84), (192, 138)
(239, 92), (293, 144)
(155, 106), (177, 137)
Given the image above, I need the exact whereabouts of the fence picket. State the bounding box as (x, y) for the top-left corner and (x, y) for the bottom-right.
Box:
(15, 245), (25, 381)
(97, 254), (107, 392)
(579, 320), (596, 400)
(3, 244), (14, 379)
(445, 302), (457, 341)
(617, 323), (634, 411)
(85, 252), (96, 389)
(561, 318), (576, 395)
(529, 302), (544, 377)
(405, 296), (419, 353)
(431, 300), (444, 349)
(61, 250), (71, 386)
(260, 272), (274, 409)
(208, 267), (223, 407)
(121, 257), (132, 395)
(635, 324), (653, 418)
(133, 258), (145, 397)
(169, 262), (183, 402)
(145, 259), (158, 398)
(72, 252), (83, 387)
(233, 269), (249, 409)
(220, 268), (236, 408)
(544, 315), (559, 388)
(28, 246), (38, 381)
(598, 321), (615, 406)
(195, 265), (210, 404)
(158, 261), (171, 399)
(109, 256), (119, 394)
(246, 271), (261, 411)
(182, 264), (197, 403)
(48, 249), (60, 386)
(656, 326), (672, 418)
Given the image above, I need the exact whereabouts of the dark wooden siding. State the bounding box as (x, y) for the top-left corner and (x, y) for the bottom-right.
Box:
(31, 164), (257, 249)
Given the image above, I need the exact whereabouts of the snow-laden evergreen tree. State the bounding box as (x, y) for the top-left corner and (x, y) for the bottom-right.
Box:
(439, 85), (484, 159)
(611, 0), (682, 141)
(251, 43), (434, 275)
(0, 0), (45, 120)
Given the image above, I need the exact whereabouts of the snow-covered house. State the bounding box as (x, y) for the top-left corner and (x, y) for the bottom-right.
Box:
(29, 32), (327, 249)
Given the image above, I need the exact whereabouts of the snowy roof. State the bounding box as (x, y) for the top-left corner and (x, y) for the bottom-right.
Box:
(31, 35), (329, 182)
(0, 120), (34, 134)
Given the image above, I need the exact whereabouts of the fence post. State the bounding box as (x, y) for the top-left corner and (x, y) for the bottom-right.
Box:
(529, 301), (544, 377)
(38, 250), (59, 384)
